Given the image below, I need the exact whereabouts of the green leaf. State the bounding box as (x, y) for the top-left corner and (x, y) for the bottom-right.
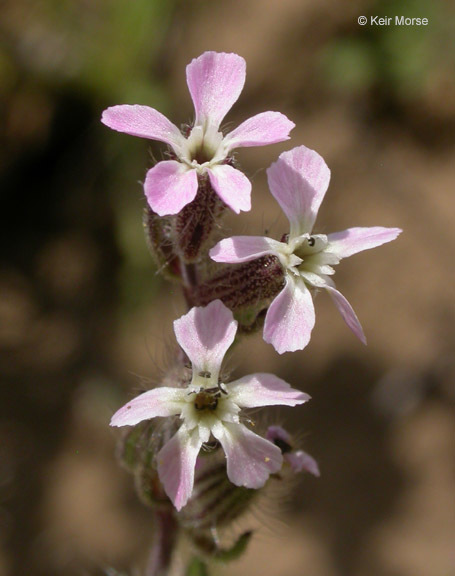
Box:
(212, 531), (253, 562)
(185, 557), (209, 576)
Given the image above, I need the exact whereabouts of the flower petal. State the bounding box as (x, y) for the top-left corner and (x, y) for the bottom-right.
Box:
(298, 270), (333, 288)
(207, 165), (251, 213)
(324, 285), (367, 344)
(211, 422), (282, 489)
(173, 300), (237, 377)
(157, 426), (203, 511)
(327, 227), (402, 259)
(264, 275), (315, 354)
(286, 450), (320, 476)
(266, 424), (292, 445)
(267, 145), (331, 238)
(101, 105), (184, 152)
(186, 52), (246, 130)
(110, 387), (184, 427)
(229, 373), (309, 407)
(144, 160), (198, 216)
(223, 111), (295, 150)
(266, 426), (320, 476)
(210, 235), (283, 263)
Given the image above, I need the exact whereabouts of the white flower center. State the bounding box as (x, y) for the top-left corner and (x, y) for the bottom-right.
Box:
(279, 234), (341, 282)
(292, 234), (328, 257)
(180, 124), (228, 172)
(180, 382), (240, 432)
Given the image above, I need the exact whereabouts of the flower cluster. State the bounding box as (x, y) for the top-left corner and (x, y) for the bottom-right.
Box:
(103, 51), (401, 566)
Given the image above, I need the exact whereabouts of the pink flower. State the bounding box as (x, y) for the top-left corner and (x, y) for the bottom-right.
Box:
(101, 51), (295, 217)
(210, 145), (402, 354)
(110, 300), (309, 511)
(266, 425), (320, 477)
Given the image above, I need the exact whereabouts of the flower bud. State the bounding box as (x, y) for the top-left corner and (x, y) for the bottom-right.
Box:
(266, 425), (320, 478)
(116, 417), (180, 509)
(143, 208), (182, 282)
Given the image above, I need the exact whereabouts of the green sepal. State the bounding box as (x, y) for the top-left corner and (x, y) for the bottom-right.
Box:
(212, 530), (252, 562)
(185, 557), (209, 576)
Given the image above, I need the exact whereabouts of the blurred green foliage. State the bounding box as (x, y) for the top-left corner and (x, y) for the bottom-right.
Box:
(1, 0), (175, 102)
(321, 0), (454, 100)
(0, 0), (179, 314)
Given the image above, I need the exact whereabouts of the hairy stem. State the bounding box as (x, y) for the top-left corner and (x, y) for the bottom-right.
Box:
(145, 509), (179, 576)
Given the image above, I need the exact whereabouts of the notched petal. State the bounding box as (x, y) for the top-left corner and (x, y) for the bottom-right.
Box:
(229, 373), (310, 408)
(210, 236), (283, 263)
(101, 105), (184, 152)
(110, 387), (184, 427)
(325, 285), (367, 344)
(173, 300), (237, 376)
(207, 165), (251, 213)
(157, 426), (203, 511)
(267, 145), (331, 238)
(144, 161), (198, 216)
(327, 227), (402, 259)
(212, 423), (283, 489)
(264, 276), (316, 353)
(224, 111), (295, 150)
(186, 52), (246, 130)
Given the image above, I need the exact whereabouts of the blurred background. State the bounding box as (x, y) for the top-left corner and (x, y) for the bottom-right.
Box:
(1, 0), (454, 575)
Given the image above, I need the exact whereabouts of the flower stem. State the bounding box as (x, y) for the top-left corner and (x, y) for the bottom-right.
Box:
(145, 509), (179, 576)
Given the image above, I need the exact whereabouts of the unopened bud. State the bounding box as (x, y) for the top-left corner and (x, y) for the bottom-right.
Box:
(143, 208), (182, 282)
(266, 425), (320, 477)
(116, 417), (180, 508)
